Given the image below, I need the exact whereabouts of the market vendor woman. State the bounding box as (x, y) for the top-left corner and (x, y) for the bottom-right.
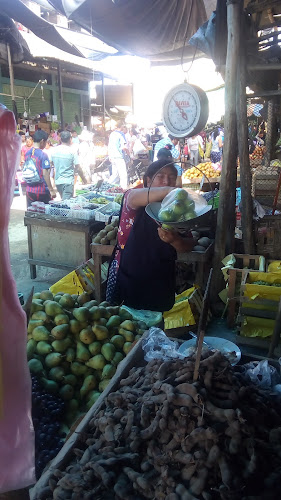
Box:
(106, 159), (195, 312)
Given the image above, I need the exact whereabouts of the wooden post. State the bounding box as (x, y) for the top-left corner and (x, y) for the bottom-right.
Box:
(57, 61), (64, 128)
(236, 11), (255, 254)
(211, 0), (241, 304)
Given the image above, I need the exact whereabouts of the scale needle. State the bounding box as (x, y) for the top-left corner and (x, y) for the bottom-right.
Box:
(173, 98), (188, 120)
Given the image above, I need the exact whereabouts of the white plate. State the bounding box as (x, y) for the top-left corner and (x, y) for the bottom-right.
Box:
(178, 336), (241, 366)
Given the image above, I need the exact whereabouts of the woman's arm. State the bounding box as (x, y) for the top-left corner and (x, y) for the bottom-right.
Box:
(127, 186), (175, 210)
(218, 136), (223, 148)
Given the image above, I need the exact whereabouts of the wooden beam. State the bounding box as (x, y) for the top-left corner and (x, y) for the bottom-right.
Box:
(246, 0), (281, 13)
(211, 0), (240, 304)
(247, 89), (281, 98)
(236, 13), (255, 254)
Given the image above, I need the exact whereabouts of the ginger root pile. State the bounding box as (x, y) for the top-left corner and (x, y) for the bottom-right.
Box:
(38, 350), (281, 500)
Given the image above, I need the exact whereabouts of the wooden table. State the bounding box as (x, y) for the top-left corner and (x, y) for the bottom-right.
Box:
(24, 213), (104, 279)
(91, 242), (214, 304)
(91, 243), (114, 302)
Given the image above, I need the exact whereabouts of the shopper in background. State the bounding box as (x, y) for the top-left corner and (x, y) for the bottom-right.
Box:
(108, 120), (129, 189)
(24, 130), (55, 207)
(154, 134), (182, 184)
(52, 131), (80, 200)
(153, 133), (180, 162)
(72, 130), (80, 145)
(21, 134), (34, 163)
(186, 135), (204, 166)
(78, 130), (93, 184)
(210, 127), (223, 163)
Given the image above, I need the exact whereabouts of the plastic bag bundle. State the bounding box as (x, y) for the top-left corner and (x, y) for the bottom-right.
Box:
(142, 327), (185, 361)
(0, 105), (35, 492)
(244, 360), (280, 389)
(158, 188), (207, 224)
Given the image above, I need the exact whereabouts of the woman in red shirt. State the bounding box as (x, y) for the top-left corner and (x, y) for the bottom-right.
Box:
(106, 159), (194, 312)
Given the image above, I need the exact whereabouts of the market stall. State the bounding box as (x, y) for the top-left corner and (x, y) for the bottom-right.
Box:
(24, 213), (104, 279)
(24, 182), (123, 279)
(3, 1), (281, 498)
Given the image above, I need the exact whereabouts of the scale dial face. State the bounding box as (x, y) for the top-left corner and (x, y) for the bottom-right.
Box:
(162, 83), (209, 138)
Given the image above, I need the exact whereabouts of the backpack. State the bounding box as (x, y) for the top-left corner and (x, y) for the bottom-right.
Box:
(22, 148), (41, 185)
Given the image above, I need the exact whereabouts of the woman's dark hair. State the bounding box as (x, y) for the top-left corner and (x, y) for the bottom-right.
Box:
(143, 159), (177, 187)
(157, 146), (173, 160)
(213, 127), (220, 140)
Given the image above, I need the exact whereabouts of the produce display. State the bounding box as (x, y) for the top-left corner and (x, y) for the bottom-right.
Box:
(158, 188), (196, 223)
(87, 197), (108, 205)
(252, 281), (281, 287)
(107, 187), (125, 194)
(183, 163), (220, 181)
(114, 193), (124, 205)
(31, 375), (65, 478)
(41, 349), (281, 499)
(27, 290), (145, 433)
(250, 145), (265, 162)
(93, 218), (119, 245)
(193, 236), (212, 253)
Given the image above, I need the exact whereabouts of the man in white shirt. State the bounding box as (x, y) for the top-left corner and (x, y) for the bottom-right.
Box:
(186, 135), (204, 166)
(108, 121), (129, 189)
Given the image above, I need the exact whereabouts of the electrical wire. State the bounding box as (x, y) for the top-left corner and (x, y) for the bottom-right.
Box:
(180, 0), (197, 82)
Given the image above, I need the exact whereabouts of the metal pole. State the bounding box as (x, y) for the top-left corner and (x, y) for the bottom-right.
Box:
(101, 73), (106, 132)
(7, 43), (16, 118)
(57, 61), (64, 128)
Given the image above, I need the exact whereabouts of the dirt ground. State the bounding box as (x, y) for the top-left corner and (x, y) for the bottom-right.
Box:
(9, 195), (66, 301)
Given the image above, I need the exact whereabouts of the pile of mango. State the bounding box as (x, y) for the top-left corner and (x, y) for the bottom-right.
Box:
(92, 218), (119, 246)
(183, 162), (220, 181)
(27, 290), (145, 427)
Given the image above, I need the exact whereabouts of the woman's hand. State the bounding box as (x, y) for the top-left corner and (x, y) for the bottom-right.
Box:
(158, 227), (195, 253)
(158, 227), (179, 245)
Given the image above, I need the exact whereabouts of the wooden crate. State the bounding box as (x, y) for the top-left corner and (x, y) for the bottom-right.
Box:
(30, 337), (146, 499)
(226, 254), (265, 327)
(254, 215), (281, 259)
(236, 271), (281, 351)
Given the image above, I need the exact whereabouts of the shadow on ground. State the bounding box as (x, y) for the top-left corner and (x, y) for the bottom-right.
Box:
(9, 196), (66, 300)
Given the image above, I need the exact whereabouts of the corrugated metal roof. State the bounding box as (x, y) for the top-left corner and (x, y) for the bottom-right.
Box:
(20, 30), (102, 71)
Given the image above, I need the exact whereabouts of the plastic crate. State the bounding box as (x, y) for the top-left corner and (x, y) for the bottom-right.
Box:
(45, 204), (97, 220)
(94, 202), (121, 222)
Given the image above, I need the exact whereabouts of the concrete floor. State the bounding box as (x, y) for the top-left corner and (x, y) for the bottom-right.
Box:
(9, 195), (66, 300)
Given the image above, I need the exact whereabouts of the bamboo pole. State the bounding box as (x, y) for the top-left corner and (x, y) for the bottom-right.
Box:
(211, 0), (240, 304)
(265, 99), (275, 169)
(236, 12), (255, 254)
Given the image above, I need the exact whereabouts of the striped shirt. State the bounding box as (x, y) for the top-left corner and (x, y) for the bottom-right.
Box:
(25, 148), (50, 194)
(153, 138), (179, 161)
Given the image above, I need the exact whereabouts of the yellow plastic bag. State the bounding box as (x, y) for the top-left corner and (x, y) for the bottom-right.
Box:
(241, 316), (274, 338)
(50, 271), (85, 296)
(268, 261), (281, 273)
(163, 287), (196, 330)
